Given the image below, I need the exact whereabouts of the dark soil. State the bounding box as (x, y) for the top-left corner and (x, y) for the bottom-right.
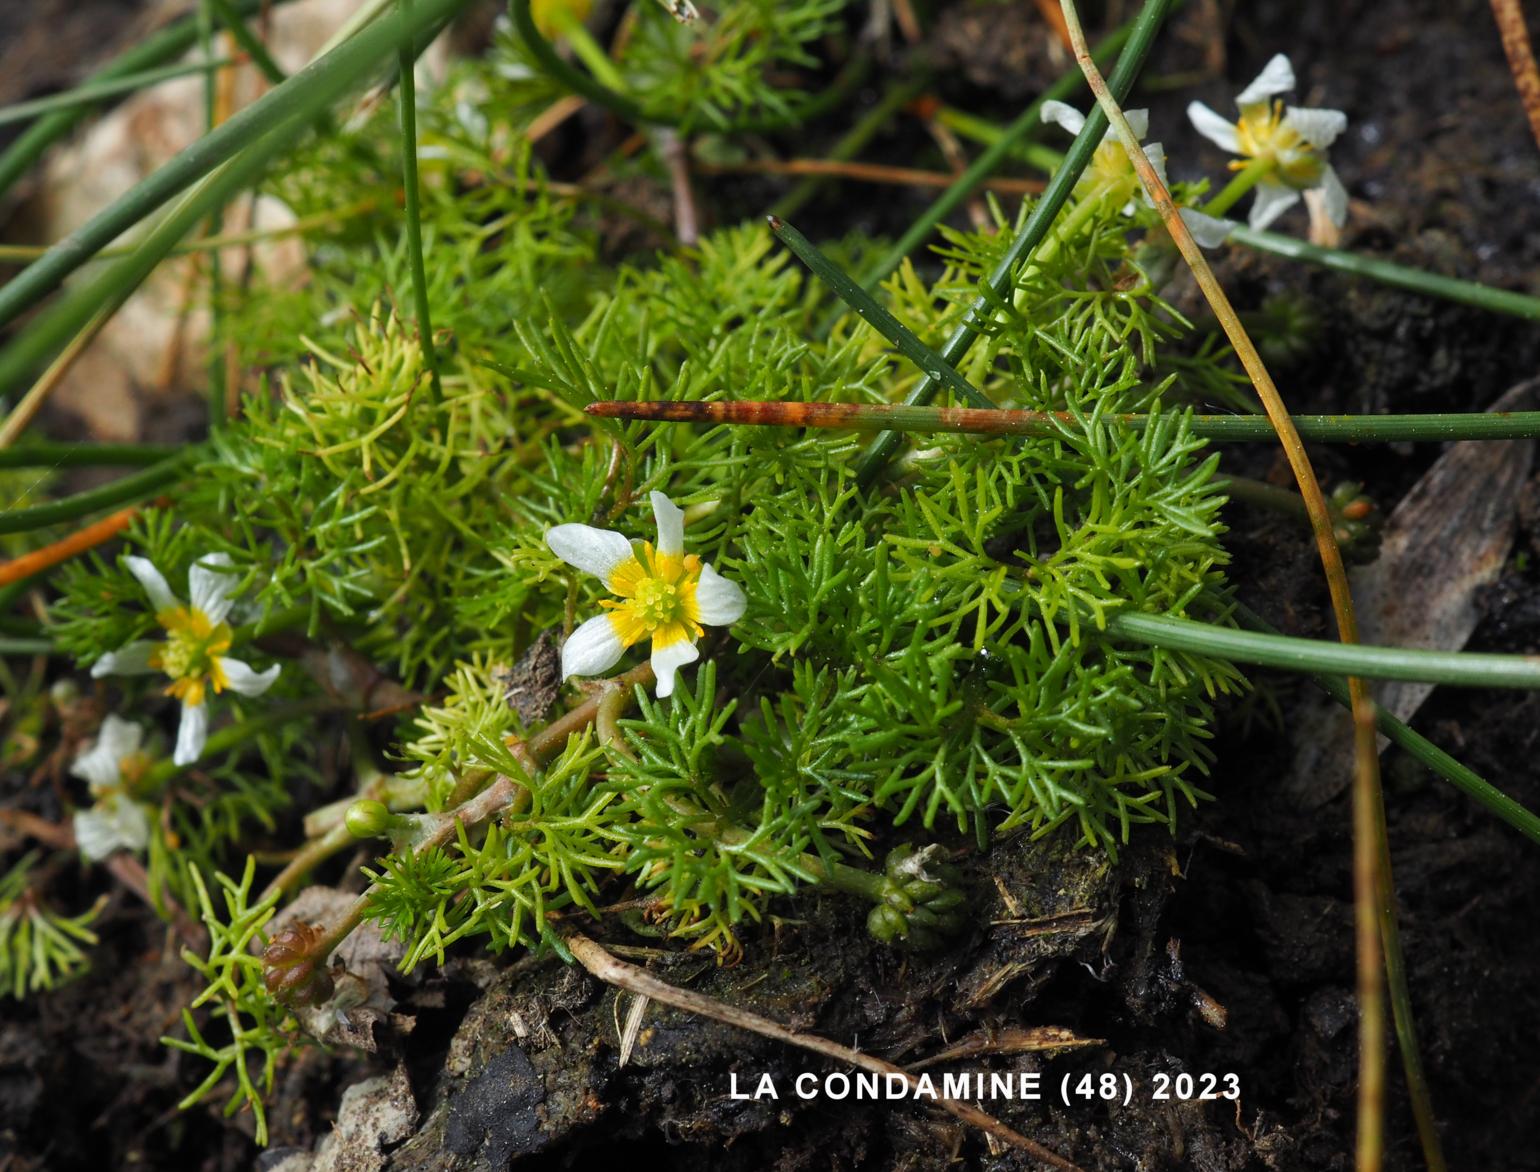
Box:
(4, 1), (1540, 1170)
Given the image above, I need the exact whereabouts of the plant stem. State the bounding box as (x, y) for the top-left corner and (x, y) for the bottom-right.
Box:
(0, 60), (238, 128)
(1056, 3), (1406, 1165)
(1234, 604), (1540, 847)
(0, 456), (191, 536)
(276, 661), (657, 980)
(1107, 610), (1540, 689)
(0, 505), (143, 587)
(0, 0), (473, 338)
(588, 400), (1540, 443)
(769, 73), (932, 220)
(850, 0), (1173, 488)
(205, 0), (289, 85)
(396, 0), (444, 405)
(1200, 156), (1272, 219)
(1230, 225), (1540, 321)
(0, 443), (178, 468)
(769, 216), (995, 409)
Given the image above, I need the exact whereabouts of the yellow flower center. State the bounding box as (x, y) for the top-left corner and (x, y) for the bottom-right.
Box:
(1088, 140), (1137, 191)
(148, 607), (232, 708)
(1232, 100), (1323, 187)
(118, 751), (152, 792)
(601, 543), (704, 650)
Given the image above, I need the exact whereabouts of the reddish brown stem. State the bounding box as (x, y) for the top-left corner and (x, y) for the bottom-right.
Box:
(0, 504), (144, 586)
(1492, 0), (1540, 154)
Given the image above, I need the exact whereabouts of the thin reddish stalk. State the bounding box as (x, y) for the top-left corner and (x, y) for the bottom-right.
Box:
(1491, 0), (1540, 153)
(0, 504), (143, 586)
(694, 157), (1044, 195)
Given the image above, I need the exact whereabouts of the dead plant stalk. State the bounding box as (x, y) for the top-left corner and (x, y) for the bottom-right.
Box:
(1054, 3), (1444, 1169)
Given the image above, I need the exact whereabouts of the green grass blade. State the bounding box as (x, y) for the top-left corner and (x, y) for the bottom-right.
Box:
(768, 217), (994, 409)
(851, 0), (1175, 487)
(0, 0), (289, 200)
(396, 0), (443, 405)
(1231, 225), (1540, 321)
(0, 443), (177, 468)
(838, 14), (1141, 313)
(0, 60), (238, 129)
(0, 0), (472, 337)
(0, 455), (192, 535)
(1109, 610), (1540, 689)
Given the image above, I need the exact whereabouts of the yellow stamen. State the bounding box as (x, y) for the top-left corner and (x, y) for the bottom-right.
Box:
(1233, 99), (1323, 187)
(150, 605), (233, 705)
(599, 543), (704, 648)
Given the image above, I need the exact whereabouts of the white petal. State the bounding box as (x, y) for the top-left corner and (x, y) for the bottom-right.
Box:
(650, 638), (700, 699)
(1235, 53), (1295, 107)
(189, 554), (239, 625)
(693, 563), (746, 626)
(217, 656), (280, 696)
(1318, 164), (1349, 227)
(71, 716), (144, 792)
(1142, 142), (1168, 190)
(1122, 108), (1150, 141)
(74, 794), (150, 860)
(1040, 99), (1086, 137)
(1248, 180), (1301, 230)
(1180, 208), (1239, 249)
(71, 742), (122, 793)
(545, 524), (635, 583)
(561, 614), (627, 680)
(174, 702), (209, 767)
(1283, 106), (1347, 149)
(650, 491), (685, 558)
(97, 713), (144, 761)
(1186, 101), (1240, 153)
(92, 640), (160, 678)
(124, 556), (177, 613)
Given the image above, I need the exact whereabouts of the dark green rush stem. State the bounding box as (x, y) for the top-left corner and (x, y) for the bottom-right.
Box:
(848, 0), (1174, 488)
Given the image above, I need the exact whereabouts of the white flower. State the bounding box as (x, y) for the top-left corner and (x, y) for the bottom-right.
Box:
(1186, 53), (1349, 231)
(74, 794), (152, 861)
(545, 491), (746, 698)
(91, 554), (279, 766)
(1040, 100), (1169, 212)
(71, 714), (148, 794)
(1179, 207), (1240, 249)
(70, 714), (154, 861)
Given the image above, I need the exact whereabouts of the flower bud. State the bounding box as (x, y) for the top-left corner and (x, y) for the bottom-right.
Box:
(344, 799), (395, 840)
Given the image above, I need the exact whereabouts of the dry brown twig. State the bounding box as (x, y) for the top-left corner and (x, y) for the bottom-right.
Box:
(695, 157), (1045, 196)
(1491, 0), (1540, 154)
(563, 930), (1084, 1171)
(1054, 3), (1445, 1169)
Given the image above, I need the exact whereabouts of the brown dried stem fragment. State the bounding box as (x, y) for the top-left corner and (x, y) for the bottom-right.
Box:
(262, 659), (658, 997)
(1491, 0), (1540, 155)
(563, 930), (1084, 1171)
